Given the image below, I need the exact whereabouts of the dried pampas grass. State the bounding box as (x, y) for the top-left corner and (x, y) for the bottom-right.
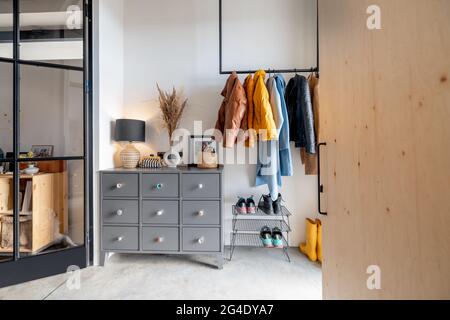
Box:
(157, 84), (188, 144)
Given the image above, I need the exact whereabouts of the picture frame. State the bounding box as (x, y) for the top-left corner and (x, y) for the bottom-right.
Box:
(188, 135), (218, 168)
(31, 145), (54, 158)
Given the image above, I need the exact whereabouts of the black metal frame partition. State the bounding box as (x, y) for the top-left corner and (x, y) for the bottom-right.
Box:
(218, 0), (319, 75)
(0, 0), (93, 288)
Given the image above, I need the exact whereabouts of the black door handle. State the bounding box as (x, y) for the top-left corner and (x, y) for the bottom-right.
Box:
(317, 143), (327, 215)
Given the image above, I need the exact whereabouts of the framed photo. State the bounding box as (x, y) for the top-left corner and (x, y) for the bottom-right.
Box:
(188, 136), (218, 168)
(31, 145), (54, 158)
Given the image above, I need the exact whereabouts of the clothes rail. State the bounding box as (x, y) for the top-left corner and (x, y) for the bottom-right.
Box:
(219, 0), (320, 77)
(220, 68), (318, 75)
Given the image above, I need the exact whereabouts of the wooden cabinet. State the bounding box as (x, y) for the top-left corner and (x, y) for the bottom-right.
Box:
(0, 173), (68, 254)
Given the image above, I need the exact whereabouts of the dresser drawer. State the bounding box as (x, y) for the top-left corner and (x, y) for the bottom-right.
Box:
(182, 174), (220, 198)
(102, 200), (139, 224)
(142, 200), (179, 225)
(102, 226), (139, 251)
(182, 227), (221, 252)
(102, 173), (139, 198)
(182, 201), (220, 225)
(142, 174), (179, 198)
(142, 227), (179, 252)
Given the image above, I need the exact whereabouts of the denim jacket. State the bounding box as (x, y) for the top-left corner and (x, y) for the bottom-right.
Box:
(255, 76), (293, 199)
(274, 75), (293, 177)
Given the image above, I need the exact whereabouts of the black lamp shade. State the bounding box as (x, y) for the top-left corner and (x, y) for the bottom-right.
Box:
(115, 119), (146, 142)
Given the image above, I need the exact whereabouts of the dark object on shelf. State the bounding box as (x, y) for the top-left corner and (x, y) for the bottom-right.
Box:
(258, 194), (274, 215)
(273, 194), (283, 215)
(0, 147), (4, 159)
(230, 205), (292, 262)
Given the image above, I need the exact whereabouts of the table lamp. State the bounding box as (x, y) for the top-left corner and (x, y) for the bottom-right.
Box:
(115, 119), (146, 169)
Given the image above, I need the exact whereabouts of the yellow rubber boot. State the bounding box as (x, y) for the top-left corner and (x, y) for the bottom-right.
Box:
(300, 218), (318, 262)
(316, 219), (323, 263)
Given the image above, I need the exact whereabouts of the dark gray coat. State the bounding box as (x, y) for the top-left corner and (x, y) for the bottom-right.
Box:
(285, 75), (316, 154)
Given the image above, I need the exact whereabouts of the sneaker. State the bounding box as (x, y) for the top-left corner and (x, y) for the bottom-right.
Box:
(273, 193), (283, 215)
(235, 197), (247, 215)
(272, 227), (284, 248)
(246, 196), (257, 214)
(260, 226), (273, 248)
(258, 194), (274, 215)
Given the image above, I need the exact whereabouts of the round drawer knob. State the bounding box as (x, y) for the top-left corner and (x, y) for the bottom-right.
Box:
(197, 237), (205, 245)
(156, 237), (164, 243)
(198, 184), (204, 189)
(116, 209), (124, 216)
(155, 183), (164, 190)
(198, 210), (205, 217)
(116, 183), (124, 189)
(117, 236), (124, 242)
(156, 210), (164, 216)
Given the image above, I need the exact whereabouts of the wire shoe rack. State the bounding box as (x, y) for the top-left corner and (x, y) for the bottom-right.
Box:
(230, 205), (292, 262)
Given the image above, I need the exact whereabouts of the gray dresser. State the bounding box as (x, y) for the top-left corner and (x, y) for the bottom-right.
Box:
(100, 166), (224, 269)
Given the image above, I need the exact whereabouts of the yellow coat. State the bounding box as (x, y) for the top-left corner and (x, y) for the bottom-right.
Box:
(252, 70), (277, 141)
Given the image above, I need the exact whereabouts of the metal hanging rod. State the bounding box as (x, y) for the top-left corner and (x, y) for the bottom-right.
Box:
(219, 0), (320, 76)
(220, 67), (318, 75)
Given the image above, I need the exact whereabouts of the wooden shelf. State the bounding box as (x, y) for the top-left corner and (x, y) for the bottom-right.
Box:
(0, 171), (68, 254)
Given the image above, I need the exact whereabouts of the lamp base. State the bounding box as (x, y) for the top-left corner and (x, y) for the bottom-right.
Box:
(121, 143), (141, 169)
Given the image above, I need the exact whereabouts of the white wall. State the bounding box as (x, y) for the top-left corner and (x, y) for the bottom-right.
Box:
(93, 0), (124, 264)
(96, 0), (124, 170)
(118, 0), (319, 246)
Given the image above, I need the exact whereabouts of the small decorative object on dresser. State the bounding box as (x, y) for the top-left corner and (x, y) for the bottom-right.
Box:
(115, 119), (146, 169)
(157, 84), (187, 168)
(189, 135), (218, 168)
(139, 155), (163, 169)
(100, 166), (224, 269)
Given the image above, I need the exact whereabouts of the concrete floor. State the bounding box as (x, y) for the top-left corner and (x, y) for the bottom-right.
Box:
(0, 248), (322, 300)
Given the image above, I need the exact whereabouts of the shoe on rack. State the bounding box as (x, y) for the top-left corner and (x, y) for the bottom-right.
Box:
(258, 194), (274, 215)
(260, 226), (273, 248)
(246, 196), (257, 214)
(235, 197), (247, 215)
(272, 227), (284, 248)
(273, 193), (283, 215)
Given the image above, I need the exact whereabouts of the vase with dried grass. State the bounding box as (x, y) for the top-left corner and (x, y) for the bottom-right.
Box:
(157, 84), (187, 167)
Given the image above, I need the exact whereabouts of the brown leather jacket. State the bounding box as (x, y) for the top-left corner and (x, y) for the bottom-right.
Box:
(215, 72), (248, 148)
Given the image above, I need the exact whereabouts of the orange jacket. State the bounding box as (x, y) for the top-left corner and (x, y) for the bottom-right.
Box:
(215, 72), (247, 148)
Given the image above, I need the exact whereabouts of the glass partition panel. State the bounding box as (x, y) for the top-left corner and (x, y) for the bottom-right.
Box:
(0, 0), (13, 59)
(20, 64), (84, 158)
(19, 0), (83, 67)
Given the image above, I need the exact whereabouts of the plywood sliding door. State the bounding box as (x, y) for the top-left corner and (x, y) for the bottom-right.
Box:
(319, 0), (450, 299)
